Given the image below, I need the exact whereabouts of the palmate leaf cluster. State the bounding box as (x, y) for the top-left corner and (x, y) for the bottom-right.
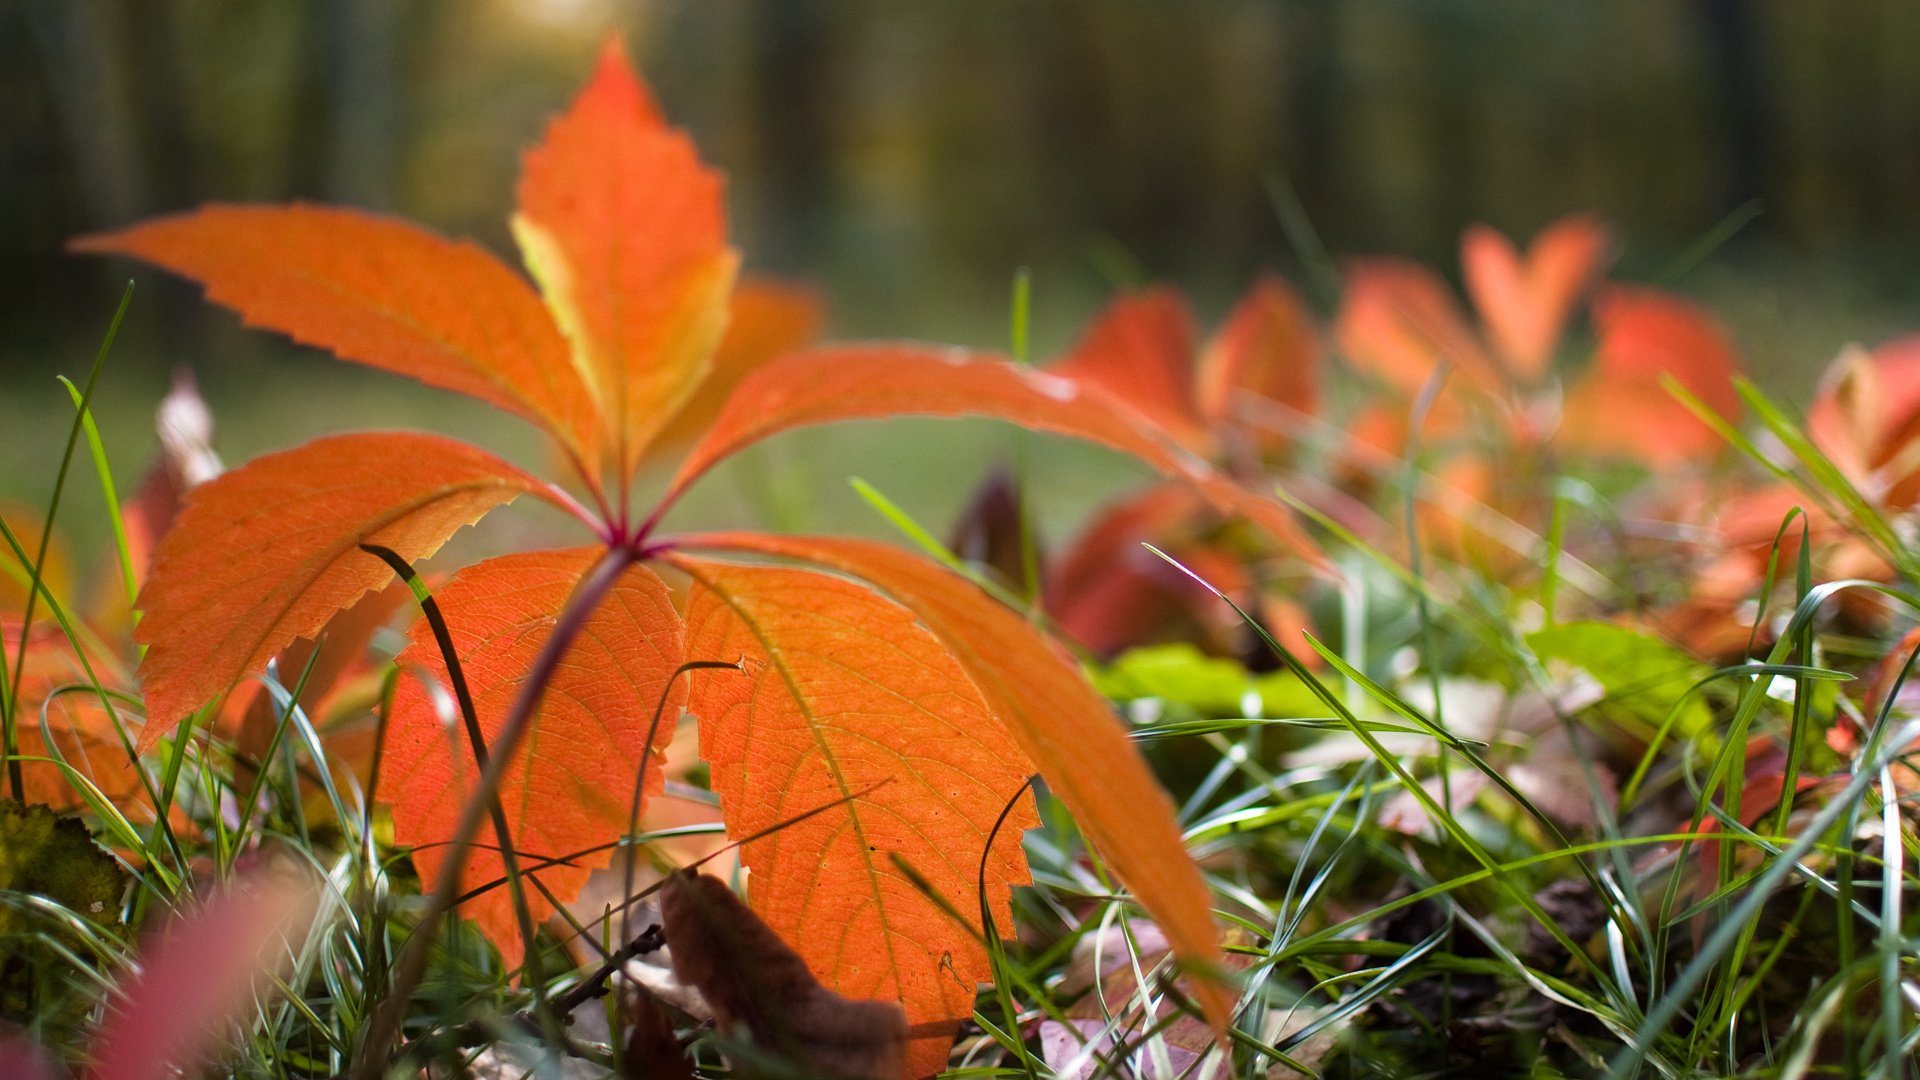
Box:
(1, 31), (1918, 1080)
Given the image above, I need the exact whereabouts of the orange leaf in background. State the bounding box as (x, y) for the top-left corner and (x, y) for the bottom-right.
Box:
(72, 206), (601, 472)
(133, 432), (551, 749)
(1807, 337), (1920, 506)
(514, 38), (739, 479)
(8, 623), (143, 815)
(647, 278), (825, 457)
(1559, 286), (1741, 467)
(1052, 287), (1209, 449)
(672, 554), (1038, 1076)
(680, 534), (1234, 1039)
(0, 505), (72, 619)
(384, 548), (684, 963)
(1462, 216), (1611, 381)
(1196, 273), (1322, 434)
(1337, 258), (1501, 394)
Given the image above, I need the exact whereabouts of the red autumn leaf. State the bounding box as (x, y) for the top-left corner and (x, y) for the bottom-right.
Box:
(1461, 215), (1611, 381)
(1052, 288), (1209, 449)
(384, 548), (684, 963)
(671, 553), (1039, 1075)
(513, 38), (739, 479)
(1559, 285), (1741, 467)
(678, 534), (1234, 1037)
(132, 432), (553, 750)
(72, 206), (601, 474)
(1337, 258), (1501, 394)
(1807, 338), (1920, 506)
(660, 344), (1320, 563)
(1195, 273), (1322, 433)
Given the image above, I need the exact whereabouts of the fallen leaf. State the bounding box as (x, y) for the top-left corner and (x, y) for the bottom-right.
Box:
(0, 800), (123, 936)
(662, 870), (908, 1079)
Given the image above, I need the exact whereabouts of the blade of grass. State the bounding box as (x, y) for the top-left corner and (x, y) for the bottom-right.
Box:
(5, 281), (133, 801)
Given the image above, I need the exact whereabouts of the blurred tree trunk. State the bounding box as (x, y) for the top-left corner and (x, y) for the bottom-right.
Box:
(747, 0), (833, 273)
(1694, 0), (1768, 237)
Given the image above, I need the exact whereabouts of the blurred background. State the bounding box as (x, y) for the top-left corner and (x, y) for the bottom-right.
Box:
(5, 0), (1920, 552)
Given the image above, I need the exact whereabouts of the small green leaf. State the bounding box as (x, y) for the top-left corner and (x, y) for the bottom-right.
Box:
(1094, 643), (1320, 718)
(1527, 621), (1712, 738)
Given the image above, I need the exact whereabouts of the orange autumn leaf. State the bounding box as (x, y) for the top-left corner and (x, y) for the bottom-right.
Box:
(513, 38), (739, 479)
(1337, 258), (1501, 394)
(72, 206), (601, 473)
(8, 623), (143, 815)
(1052, 288), (1209, 449)
(384, 548), (684, 962)
(679, 533), (1234, 1037)
(661, 344), (1320, 563)
(1807, 338), (1920, 505)
(648, 278), (826, 457)
(133, 432), (552, 749)
(1461, 216), (1611, 381)
(671, 554), (1038, 1076)
(1559, 286), (1741, 467)
(1196, 273), (1322, 432)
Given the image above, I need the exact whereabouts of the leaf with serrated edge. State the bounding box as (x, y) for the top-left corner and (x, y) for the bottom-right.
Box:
(73, 206), (601, 472)
(676, 534), (1234, 1038)
(670, 554), (1037, 1077)
(383, 548), (683, 965)
(133, 432), (551, 750)
(513, 38), (739, 479)
(660, 344), (1321, 565)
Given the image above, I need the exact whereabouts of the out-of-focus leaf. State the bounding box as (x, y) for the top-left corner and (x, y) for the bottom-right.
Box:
(0, 800), (123, 935)
(1051, 287), (1208, 448)
(1559, 286), (1741, 468)
(1460, 215), (1611, 381)
(1196, 274), (1322, 435)
(89, 862), (317, 1080)
(1527, 620), (1713, 737)
(1094, 643), (1319, 719)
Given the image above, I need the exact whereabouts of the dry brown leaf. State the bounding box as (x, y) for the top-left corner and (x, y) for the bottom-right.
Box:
(661, 870), (908, 1079)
